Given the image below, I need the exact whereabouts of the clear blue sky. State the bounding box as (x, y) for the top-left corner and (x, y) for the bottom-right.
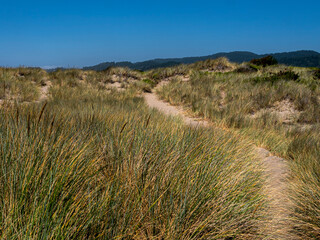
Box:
(1, 0), (319, 68)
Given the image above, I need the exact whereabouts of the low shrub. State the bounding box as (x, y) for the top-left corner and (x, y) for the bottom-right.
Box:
(313, 68), (320, 79)
(250, 56), (278, 67)
(253, 70), (299, 84)
(235, 63), (259, 73)
(276, 70), (299, 81)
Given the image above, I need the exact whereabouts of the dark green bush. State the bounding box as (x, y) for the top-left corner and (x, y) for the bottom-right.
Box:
(314, 68), (320, 79)
(276, 70), (299, 80)
(250, 56), (278, 67)
(253, 70), (299, 84)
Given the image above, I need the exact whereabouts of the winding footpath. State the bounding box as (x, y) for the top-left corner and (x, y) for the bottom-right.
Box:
(144, 92), (209, 128)
(144, 81), (295, 239)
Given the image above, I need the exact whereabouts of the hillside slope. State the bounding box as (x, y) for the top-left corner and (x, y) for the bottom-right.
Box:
(83, 50), (320, 71)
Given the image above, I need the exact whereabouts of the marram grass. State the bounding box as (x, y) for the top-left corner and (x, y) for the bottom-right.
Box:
(156, 64), (320, 238)
(0, 80), (264, 239)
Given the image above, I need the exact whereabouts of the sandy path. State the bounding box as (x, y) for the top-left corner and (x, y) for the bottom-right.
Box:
(144, 92), (209, 127)
(255, 148), (294, 239)
(144, 81), (294, 239)
(39, 82), (51, 101)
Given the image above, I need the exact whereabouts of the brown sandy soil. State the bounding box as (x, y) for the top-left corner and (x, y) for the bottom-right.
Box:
(144, 81), (296, 239)
(38, 81), (52, 101)
(251, 99), (300, 124)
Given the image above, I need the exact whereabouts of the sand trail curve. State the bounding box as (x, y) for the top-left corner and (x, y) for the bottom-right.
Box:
(144, 81), (295, 239)
(144, 92), (209, 128)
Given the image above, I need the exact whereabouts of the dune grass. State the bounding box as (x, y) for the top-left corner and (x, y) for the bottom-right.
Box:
(156, 63), (320, 238)
(2, 61), (320, 238)
(0, 71), (265, 239)
(0, 68), (41, 102)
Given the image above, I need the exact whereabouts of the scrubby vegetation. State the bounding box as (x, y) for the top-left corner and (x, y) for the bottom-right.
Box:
(156, 61), (320, 239)
(314, 68), (320, 79)
(253, 70), (300, 84)
(235, 63), (259, 73)
(0, 67), (265, 239)
(250, 55), (278, 67)
(0, 68), (43, 102)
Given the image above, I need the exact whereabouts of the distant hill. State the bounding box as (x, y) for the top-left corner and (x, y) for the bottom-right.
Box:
(83, 50), (320, 71)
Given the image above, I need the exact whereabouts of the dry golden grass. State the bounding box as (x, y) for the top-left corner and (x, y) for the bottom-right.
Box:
(156, 61), (320, 238)
(0, 67), (265, 239)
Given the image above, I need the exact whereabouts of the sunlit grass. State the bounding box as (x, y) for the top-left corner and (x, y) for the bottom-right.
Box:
(0, 72), (265, 239)
(157, 63), (320, 238)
